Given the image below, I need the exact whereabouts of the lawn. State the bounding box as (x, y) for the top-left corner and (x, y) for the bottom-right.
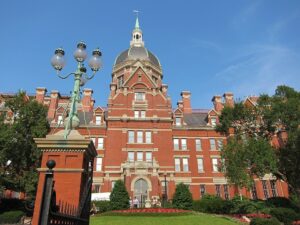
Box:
(90, 213), (240, 225)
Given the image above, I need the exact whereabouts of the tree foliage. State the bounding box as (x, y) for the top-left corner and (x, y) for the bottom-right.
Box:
(0, 91), (49, 197)
(172, 183), (193, 210)
(217, 85), (300, 196)
(109, 180), (130, 210)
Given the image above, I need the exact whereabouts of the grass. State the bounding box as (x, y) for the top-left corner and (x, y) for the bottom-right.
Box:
(90, 212), (240, 225)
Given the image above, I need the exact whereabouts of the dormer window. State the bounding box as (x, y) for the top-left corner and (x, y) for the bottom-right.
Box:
(211, 118), (217, 127)
(96, 116), (102, 125)
(135, 92), (145, 101)
(175, 117), (182, 126)
(57, 115), (63, 124)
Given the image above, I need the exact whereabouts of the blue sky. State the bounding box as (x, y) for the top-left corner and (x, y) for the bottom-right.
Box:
(0, 0), (299, 109)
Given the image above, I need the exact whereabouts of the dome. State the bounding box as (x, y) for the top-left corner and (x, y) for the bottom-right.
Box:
(114, 46), (161, 69)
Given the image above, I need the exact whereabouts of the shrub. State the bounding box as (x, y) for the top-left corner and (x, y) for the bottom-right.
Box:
(192, 195), (229, 214)
(172, 183), (193, 210)
(92, 201), (111, 213)
(0, 210), (25, 223)
(109, 180), (130, 210)
(270, 207), (300, 225)
(230, 196), (265, 214)
(250, 217), (281, 225)
(266, 197), (299, 211)
(0, 198), (24, 213)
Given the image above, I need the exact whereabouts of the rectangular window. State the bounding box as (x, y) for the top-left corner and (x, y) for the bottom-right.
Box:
(135, 92), (145, 101)
(251, 183), (258, 200)
(146, 152), (152, 162)
(145, 131), (152, 143)
(200, 184), (206, 197)
(175, 158), (181, 172)
(212, 158), (219, 172)
(128, 152), (134, 162)
(262, 180), (269, 199)
(215, 185), (221, 197)
(91, 138), (96, 145)
(181, 139), (187, 150)
(217, 139), (223, 150)
(95, 116), (101, 125)
(93, 185), (100, 193)
(141, 111), (146, 118)
(175, 117), (181, 126)
(97, 138), (104, 149)
(270, 180), (278, 197)
(118, 75), (124, 87)
(134, 111), (139, 118)
(128, 131), (135, 143)
(195, 139), (202, 151)
(58, 115), (63, 124)
(182, 158), (189, 172)
(173, 139), (179, 150)
(111, 181), (116, 190)
(197, 158), (204, 172)
(224, 185), (229, 200)
(210, 139), (216, 150)
(137, 131), (143, 143)
(211, 118), (217, 127)
(96, 157), (102, 171)
(137, 152), (143, 161)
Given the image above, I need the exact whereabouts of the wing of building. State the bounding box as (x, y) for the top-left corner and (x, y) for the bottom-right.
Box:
(0, 18), (288, 203)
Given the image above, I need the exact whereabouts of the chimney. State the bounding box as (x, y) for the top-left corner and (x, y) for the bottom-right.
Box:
(161, 84), (168, 96)
(82, 88), (93, 112)
(35, 87), (47, 104)
(223, 92), (234, 107)
(48, 90), (60, 119)
(177, 100), (184, 110)
(212, 95), (223, 112)
(181, 91), (192, 113)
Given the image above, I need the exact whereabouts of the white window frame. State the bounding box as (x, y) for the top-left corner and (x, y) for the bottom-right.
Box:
(173, 139), (179, 150)
(137, 152), (143, 161)
(128, 131), (135, 143)
(145, 131), (152, 144)
(181, 139), (187, 150)
(175, 117), (181, 126)
(128, 152), (134, 162)
(195, 139), (202, 151)
(211, 117), (217, 127)
(96, 157), (102, 171)
(135, 92), (145, 101)
(134, 111), (139, 118)
(182, 158), (189, 172)
(137, 131), (143, 143)
(197, 158), (204, 172)
(210, 139), (216, 150)
(140, 111), (146, 118)
(95, 116), (101, 125)
(146, 152), (152, 162)
(58, 115), (63, 124)
(175, 158), (181, 172)
(212, 158), (219, 172)
(217, 139), (223, 150)
(97, 137), (104, 149)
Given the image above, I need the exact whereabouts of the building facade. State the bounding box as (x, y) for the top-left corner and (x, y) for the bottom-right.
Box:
(0, 18), (288, 203)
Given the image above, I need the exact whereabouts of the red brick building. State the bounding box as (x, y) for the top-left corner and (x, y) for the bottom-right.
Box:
(0, 18), (288, 204)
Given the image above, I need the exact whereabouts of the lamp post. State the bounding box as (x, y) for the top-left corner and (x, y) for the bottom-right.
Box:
(163, 173), (167, 207)
(51, 41), (102, 139)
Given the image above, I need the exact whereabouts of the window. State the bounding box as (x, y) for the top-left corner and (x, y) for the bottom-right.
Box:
(210, 139), (216, 150)
(91, 138), (96, 145)
(197, 158), (204, 172)
(224, 185), (229, 200)
(217, 139), (223, 150)
(135, 92), (145, 101)
(93, 185), (100, 193)
(146, 152), (152, 162)
(137, 152), (143, 161)
(128, 131), (135, 143)
(215, 185), (221, 197)
(182, 158), (189, 172)
(145, 131), (152, 143)
(175, 158), (181, 172)
(262, 180), (269, 199)
(200, 185), (206, 197)
(270, 180), (278, 197)
(195, 139), (202, 151)
(97, 138), (104, 149)
(96, 157), (102, 171)
(111, 181), (116, 190)
(118, 75), (124, 87)
(175, 117), (181, 126)
(134, 111), (139, 118)
(173, 139), (179, 150)
(137, 131), (143, 143)
(181, 139), (187, 150)
(211, 118), (217, 127)
(58, 115), (63, 124)
(95, 116), (101, 125)
(152, 76), (158, 84)
(128, 152), (134, 162)
(212, 158), (219, 172)
(140, 111), (146, 118)
(251, 183), (258, 200)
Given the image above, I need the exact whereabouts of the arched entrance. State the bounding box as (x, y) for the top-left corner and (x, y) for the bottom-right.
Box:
(134, 178), (148, 208)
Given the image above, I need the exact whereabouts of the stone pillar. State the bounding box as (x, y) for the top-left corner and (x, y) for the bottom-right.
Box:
(31, 130), (97, 225)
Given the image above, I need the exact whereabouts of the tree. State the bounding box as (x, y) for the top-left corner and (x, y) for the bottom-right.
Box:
(217, 85), (300, 197)
(0, 91), (49, 198)
(109, 180), (130, 210)
(172, 183), (193, 209)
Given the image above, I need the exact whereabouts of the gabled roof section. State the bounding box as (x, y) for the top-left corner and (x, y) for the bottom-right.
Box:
(94, 106), (104, 113)
(174, 108), (183, 115)
(244, 96), (258, 107)
(123, 65), (157, 89)
(207, 109), (219, 117)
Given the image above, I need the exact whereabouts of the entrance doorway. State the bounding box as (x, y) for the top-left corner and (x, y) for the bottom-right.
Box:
(134, 178), (148, 208)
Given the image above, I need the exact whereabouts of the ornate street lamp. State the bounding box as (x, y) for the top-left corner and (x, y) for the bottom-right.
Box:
(51, 41), (102, 139)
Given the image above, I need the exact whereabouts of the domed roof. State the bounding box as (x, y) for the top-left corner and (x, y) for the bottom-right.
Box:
(114, 46), (161, 69)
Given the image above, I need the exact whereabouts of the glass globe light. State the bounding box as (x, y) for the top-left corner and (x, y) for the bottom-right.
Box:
(88, 48), (102, 71)
(51, 48), (66, 71)
(74, 41), (87, 62)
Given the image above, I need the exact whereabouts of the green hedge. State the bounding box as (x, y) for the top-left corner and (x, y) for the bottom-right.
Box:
(250, 217), (281, 225)
(0, 210), (25, 223)
(266, 197), (299, 212)
(270, 207), (300, 225)
(92, 201), (111, 213)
